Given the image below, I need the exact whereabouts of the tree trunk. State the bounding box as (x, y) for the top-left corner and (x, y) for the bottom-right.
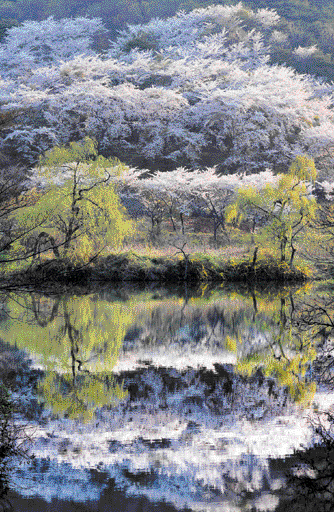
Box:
(169, 208), (177, 232)
(180, 212), (185, 235)
(289, 245), (296, 266)
(280, 238), (287, 262)
(252, 246), (258, 268)
(49, 235), (60, 258)
(252, 218), (256, 233)
(213, 218), (218, 241)
(156, 218), (162, 235)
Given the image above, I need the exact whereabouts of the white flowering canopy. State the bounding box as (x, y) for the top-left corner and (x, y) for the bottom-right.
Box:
(1, 5), (334, 176)
(0, 17), (105, 77)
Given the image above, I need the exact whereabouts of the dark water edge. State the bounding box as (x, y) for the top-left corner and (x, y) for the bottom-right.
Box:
(7, 486), (193, 512)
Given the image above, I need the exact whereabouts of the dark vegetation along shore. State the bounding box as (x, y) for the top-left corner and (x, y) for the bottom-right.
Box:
(8, 252), (309, 287)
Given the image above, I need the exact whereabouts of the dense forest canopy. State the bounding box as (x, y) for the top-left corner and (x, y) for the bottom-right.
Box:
(1, 0), (334, 81)
(1, 4), (334, 177)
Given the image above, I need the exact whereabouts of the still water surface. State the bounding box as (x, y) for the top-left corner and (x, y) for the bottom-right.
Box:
(1, 282), (334, 511)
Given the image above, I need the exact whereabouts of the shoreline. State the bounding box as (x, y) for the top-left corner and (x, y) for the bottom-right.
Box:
(0, 252), (310, 287)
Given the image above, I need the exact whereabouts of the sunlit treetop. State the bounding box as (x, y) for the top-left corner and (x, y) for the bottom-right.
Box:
(36, 137), (128, 187)
(288, 154), (317, 182)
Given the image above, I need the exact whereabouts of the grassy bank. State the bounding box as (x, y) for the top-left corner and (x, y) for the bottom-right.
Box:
(4, 250), (310, 286)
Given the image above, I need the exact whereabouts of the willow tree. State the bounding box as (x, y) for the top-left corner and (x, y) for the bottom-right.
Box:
(10, 137), (133, 265)
(226, 155), (318, 265)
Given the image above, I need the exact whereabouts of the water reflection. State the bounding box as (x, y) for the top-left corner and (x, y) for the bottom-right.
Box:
(0, 284), (324, 418)
(0, 283), (334, 511)
(233, 292), (317, 405)
(0, 293), (133, 420)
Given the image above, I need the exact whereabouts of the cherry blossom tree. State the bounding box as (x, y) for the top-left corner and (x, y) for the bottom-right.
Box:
(0, 17), (106, 78)
(119, 166), (280, 241)
(1, 5), (334, 175)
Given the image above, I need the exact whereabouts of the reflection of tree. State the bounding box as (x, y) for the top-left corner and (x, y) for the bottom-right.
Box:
(39, 371), (127, 422)
(0, 293), (133, 421)
(292, 290), (334, 388)
(228, 289), (318, 405)
(30, 293), (60, 327)
(115, 286), (319, 404)
(0, 383), (29, 511)
(0, 285), (328, 412)
(36, 298), (129, 421)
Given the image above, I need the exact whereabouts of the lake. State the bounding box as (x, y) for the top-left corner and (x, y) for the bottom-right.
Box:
(1, 281), (334, 512)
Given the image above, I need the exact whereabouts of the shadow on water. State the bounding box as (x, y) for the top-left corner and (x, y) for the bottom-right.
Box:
(8, 475), (193, 512)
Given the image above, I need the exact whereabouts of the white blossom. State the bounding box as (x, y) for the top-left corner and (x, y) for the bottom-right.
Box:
(294, 45), (318, 58)
(1, 5), (334, 174)
(0, 17), (105, 78)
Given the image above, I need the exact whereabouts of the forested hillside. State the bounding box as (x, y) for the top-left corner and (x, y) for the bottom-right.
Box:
(1, 4), (334, 177)
(1, 0), (334, 81)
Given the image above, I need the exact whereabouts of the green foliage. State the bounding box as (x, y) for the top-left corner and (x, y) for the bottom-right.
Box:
(216, 284), (319, 405)
(289, 154), (317, 181)
(0, 294), (133, 372)
(0, 293), (134, 420)
(226, 155), (318, 265)
(9, 138), (133, 266)
(38, 371), (127, 422)
(233, 320), (317, 405)
(40, 137), (99, 167)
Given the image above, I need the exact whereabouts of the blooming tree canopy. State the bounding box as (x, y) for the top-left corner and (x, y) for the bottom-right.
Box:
(1, 5), (334, 176)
